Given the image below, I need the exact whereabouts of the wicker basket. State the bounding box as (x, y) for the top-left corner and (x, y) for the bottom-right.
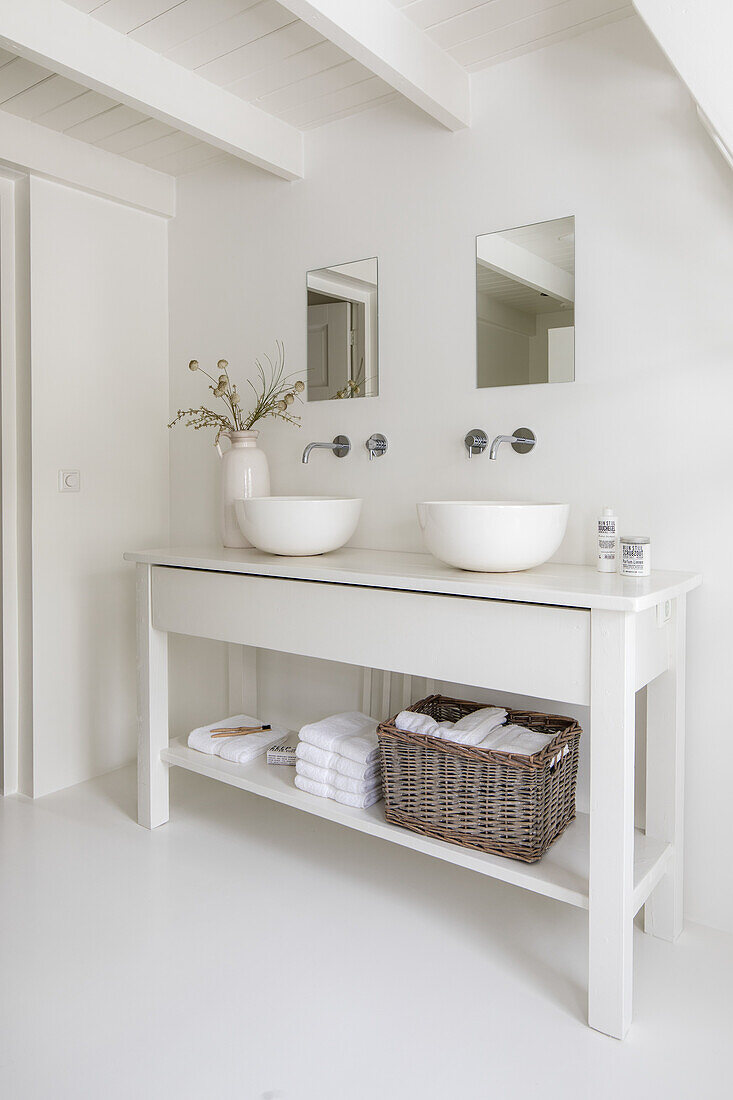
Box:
(377, 695), (581, 863)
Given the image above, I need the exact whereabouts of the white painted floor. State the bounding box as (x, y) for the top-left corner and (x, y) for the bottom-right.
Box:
(1, 766), (731, 1100)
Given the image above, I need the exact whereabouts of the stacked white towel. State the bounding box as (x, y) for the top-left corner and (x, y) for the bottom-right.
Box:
(188, 714), (285, 766)
(295, 712), (382, 809)
(296, 740), (381, 781)
(296, 758), (381, 796)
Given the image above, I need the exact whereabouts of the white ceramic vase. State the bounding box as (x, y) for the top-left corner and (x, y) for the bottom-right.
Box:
(217, 430), (270, 548)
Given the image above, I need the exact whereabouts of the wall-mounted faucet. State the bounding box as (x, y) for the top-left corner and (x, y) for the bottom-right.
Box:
(464, 429), (488, 458)
(302, 435), (351, 464)
(365, 433), (388, 461)
(489, 428), (536, 460)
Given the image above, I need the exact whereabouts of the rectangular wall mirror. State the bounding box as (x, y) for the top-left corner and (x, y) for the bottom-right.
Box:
(476, 216), (575, 389)
(307, 257), (378, 401)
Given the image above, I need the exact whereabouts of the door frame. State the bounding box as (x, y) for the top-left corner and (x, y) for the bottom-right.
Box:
(306, 267), (378, 397)
(0, 171), (31, 796)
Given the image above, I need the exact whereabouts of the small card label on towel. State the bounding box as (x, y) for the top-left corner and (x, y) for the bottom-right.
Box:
(267, 738), (298, 766)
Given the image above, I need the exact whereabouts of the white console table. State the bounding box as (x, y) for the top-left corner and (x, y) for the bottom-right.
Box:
(124, 546), (700, 1039)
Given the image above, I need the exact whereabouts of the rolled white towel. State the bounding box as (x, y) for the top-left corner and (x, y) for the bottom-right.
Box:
(298, 712), (379, 765)
(447, 706), (508, 746)
(474, 726), (514, 752)
(296, 758), (381, 795)
(394, 711), (453, 739)
(187, 714), (284, 765)
(479, 723), (554, 757)
(296, 741), (381, 781)
(294, 773), (382, 809)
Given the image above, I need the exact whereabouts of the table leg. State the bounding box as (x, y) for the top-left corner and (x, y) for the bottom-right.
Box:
(645, 595), (686, 941)
(588, 609), (636, 1039)
(362, 668), (374, 716)
(137, 562), (169, 829)
(227, 644), (258, 716)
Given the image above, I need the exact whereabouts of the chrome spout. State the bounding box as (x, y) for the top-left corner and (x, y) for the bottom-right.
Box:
(488, 428), (536, 460)
(302, 435), (351, 463)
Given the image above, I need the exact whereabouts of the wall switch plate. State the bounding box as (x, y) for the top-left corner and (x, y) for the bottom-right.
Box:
(656, 598), (672, 626)
(58, 469), (80, 492)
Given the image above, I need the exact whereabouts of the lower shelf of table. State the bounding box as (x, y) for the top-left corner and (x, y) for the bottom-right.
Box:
(162, 738), (672, 913)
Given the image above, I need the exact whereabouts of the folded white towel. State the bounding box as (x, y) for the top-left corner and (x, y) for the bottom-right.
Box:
(296, 758), (381, 795)
(296, 741), (381, 781)
(478, 723), (554, 757)
(298, 712), (379, 765)
(218, 727), (285, 765)
(394, 711), (453, 739)
(294, 773), (382, 809)
(187, 714), (284, 766)
(449, 706), (507, 745)
(188, 714), (253, 755)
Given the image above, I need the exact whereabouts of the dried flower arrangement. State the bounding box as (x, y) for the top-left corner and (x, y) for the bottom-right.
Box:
(169, 341), (304, 446)
(331, 357), (370, 399)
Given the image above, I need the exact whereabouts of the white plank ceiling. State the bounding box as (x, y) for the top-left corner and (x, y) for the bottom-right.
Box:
(0, 1), (634, 176)
(477, 216), (575, 313)
(394, 0), (634, 70)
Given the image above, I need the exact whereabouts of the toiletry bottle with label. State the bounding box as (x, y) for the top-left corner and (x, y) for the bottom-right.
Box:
(597, 507), (618, 573)
(620, 536), (651, 577)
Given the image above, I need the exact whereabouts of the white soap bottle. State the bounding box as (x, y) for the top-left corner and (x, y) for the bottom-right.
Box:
(597, 507), (618, 573)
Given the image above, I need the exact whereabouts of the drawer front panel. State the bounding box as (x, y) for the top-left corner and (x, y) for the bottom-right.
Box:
(153, 566), (590, 705)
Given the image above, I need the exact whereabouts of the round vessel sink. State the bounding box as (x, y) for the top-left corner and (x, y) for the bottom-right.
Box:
(235, 497), (362, 556)
(417, 501), (569, 573)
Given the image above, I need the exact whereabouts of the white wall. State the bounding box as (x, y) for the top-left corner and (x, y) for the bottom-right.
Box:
(168, 18), (733, 933)
(29, 177), (169, 797)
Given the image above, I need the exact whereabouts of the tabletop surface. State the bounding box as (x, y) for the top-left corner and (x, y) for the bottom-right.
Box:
(124, 546), (701, 612)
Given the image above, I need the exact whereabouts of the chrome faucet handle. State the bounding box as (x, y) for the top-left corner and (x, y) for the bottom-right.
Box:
(301, 435), (351, 464)
(464, 429), (488, 458)
(330, 435), (351, 458)
(365, 433), (388, 461)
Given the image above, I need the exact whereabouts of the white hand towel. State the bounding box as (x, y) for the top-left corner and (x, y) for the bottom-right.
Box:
(394, 711), (452, 739)
(479, 723), (554, 757)
(298, 712), (379, 765)
(296, 758), (381, 795)
(447, 706), (508, 746)
(187, 714), (284, 765)
(188, 714), (253, 755)
(296, 741), (381, 781)
(218, 727), (285, 765)
(294, 773), (382, 809)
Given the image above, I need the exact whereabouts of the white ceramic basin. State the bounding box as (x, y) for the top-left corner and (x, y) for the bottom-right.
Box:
(235, 496), (362, 556)
(417, 501), (569, 572)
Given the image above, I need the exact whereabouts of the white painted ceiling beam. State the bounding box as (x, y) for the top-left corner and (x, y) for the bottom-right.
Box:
(277, 0), (470, 130)
(0, 0), (303, 180)
(477, 235), (575, 306)
(0, 110), (175, 216)
(633, 0), (733, 167)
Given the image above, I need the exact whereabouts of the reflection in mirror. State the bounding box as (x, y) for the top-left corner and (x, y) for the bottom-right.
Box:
(476, 216), (574, 389)
(307, 258), (378, 401)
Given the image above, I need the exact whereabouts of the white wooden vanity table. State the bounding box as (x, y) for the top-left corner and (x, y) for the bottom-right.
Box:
(125, 546), (700, 1040)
